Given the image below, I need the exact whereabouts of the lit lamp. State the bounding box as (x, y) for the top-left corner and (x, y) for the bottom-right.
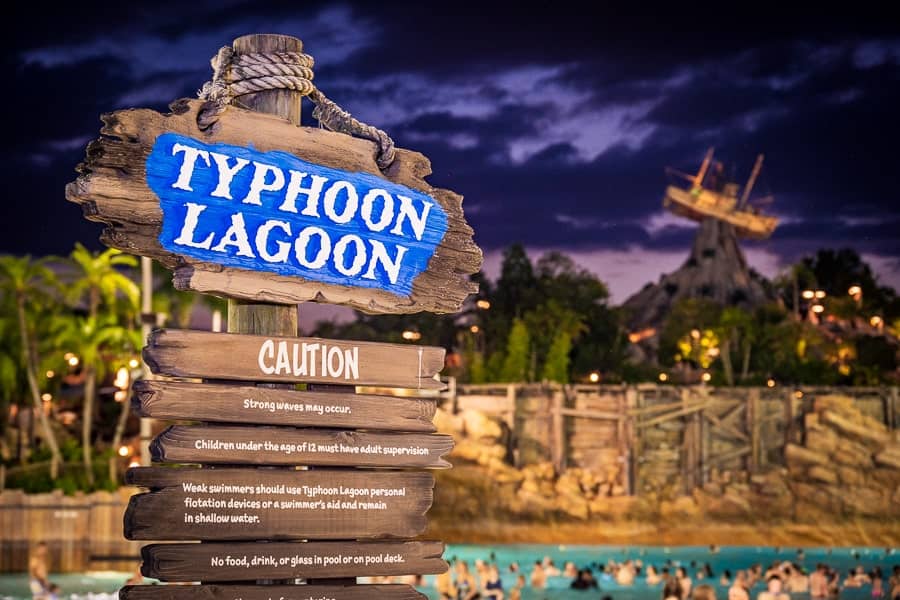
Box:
(801, 290), (815, 300)
(700, 372), (711, 383)
(848, 285), (862, 304)
(870, 315), (884, 331)
(588, 372), (600, 383)
(476, 299), (491, 310)
(401, 330), (421, 341)
(658, 373), (668, 382)
(766, 378), (776, 388)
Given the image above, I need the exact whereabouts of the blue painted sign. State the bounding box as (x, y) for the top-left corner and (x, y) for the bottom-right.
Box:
(145, 133), (448, 296)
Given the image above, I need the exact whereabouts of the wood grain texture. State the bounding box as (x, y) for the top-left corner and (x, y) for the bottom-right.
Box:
(124, 467), (433, 541)
(150, 426), (453, 469)
(143, 329), (446, 390)
(66, 98), (481, 314)
(120, 584), (425, 600)
(140, 540), (446, 581)
(132, 380), (437, 432)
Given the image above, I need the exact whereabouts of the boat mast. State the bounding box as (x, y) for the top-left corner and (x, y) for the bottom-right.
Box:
(693, 147), (715, 188)
(739, 153), (765, 209)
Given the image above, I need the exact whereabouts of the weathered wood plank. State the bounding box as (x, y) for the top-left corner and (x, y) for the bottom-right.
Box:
(133, 380), (437, 432)
(559, 407), (624, 421)
(140, 540), (446, 582)
(67, 99), (481, 315)
(124, 467), (432, 541)
(143, 329), (446, 390)
(635, 401), (711, 429)
(151, 426), (453, 469)
(120, 584), (425, 600)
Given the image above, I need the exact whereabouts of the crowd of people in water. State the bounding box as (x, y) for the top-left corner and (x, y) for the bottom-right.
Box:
(426, 548), (899, 600)
(25, 541), (898, 600)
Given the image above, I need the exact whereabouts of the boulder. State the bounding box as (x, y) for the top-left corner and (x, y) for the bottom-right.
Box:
(837, 465), (864, 486)
(433, 407), (463, 435)
(841, 487), (889, 516)
(805, 429), (839, 455)
(557, 494), (590, 520)
(821, 410), (889, 450)
(813, 394), (857, 415)
(460, 409), (503, 441)
(875, 443), (900, 470)
(833, 438), (874, 468)
(785, 443), (829, 467)
(808, 466), (838, 485)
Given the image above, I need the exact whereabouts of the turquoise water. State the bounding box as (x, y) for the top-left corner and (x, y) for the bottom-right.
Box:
(0, 545), (895, 600)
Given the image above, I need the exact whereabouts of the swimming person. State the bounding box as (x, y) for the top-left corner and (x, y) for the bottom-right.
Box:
(455, 560), (479, 600)
(693, 584), (717, 600)
(482, 564), (504, 599)
(647, 565), (663, 585)
(530, 561), (547, 589)
(677, 566), (693, 600)
(28, 542), (52, 600)
(810, 564), (829, 598)
(758, 575), (790, 600)
(663, 576), (684, 600)
(728, 571), (750, 600)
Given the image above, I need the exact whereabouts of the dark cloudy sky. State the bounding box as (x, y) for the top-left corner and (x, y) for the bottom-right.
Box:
(7, 2), (900, 304)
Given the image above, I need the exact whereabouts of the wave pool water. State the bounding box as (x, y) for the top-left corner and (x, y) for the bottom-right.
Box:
(0, 545), (895, 600)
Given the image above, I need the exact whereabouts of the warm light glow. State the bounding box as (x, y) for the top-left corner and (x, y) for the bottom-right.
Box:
(658, 373), (669, 382)
(128, 460), (141, 469)
(588, 372), (600, 383)
(707, 347), (720, 357)
(794, 391), (804, 399)
(690, 329), (701, 340)
(801, 290), (815, 300)
(848, 285), (862, 297)
(766, 378), (776, 388)
(811, 304), (825, 314)
(114, 367), (130, 390)
(114, 390), (127, 402)
(628, 327), (657, 344)
(476, 299), (491, 310)
(67, 356), (80, 367)
(45, 370), (54, 378)
(401, 330), (421, 341)
(700, 372), (711, 382)
(118, 445), (130, 457)
(814, 290), (826, 299)
(41, 393), (51, 402)
(64, 352), (74, 360)
(469, 325), (480, 333)
(870, 316), (883, 327)
(128, 358), (140, 369)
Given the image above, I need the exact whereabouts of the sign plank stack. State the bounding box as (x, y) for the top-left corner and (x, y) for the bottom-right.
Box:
(68, 33), (481, 600)
(124, 330), (451, 598)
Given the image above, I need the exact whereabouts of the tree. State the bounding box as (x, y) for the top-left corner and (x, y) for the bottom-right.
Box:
(0, 256), (63, 478)
(541, 330), (572, 383)
(55, 314), (137, 485)
(68, 244), (139, 322)
(65, 245), (139, 485)
(500, 319), (530, 382)
(715, 307), (755, 385)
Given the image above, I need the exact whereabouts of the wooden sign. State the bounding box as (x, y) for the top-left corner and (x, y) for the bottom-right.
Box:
(141, 540), (446, 581)
(120, 584), (425, 600)
(66, 98), (482, 314)
(151, 425), (453, 468)
(125, 467), (433, 540)
(143, 329), (446, 389)
(133, 380), (437, 431)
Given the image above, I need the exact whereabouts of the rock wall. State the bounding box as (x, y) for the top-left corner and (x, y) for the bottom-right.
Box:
(432, 393), (899, 541)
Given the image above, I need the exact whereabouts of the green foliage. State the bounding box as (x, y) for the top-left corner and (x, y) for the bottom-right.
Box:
(658, 298), (723, 366)
(541, 330), (572, 383)
(500, 319), (530, 382)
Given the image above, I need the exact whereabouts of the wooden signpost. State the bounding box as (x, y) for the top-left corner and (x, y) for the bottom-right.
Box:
(68, 32), (481, 599)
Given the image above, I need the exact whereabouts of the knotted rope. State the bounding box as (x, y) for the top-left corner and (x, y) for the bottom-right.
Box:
(198, 45), (396, 169)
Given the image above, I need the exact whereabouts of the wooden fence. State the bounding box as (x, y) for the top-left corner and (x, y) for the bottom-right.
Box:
(448, 383), (899, 496)
(0, 488), (140, 573)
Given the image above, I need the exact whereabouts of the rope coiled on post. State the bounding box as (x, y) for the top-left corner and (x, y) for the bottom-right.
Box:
(198, 45), (396, 169)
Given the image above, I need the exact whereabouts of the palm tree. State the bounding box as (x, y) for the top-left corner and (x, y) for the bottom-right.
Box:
(68, 244), (139, 322)
(0, 256), (64, 478)
(55, 314), (136, 485)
